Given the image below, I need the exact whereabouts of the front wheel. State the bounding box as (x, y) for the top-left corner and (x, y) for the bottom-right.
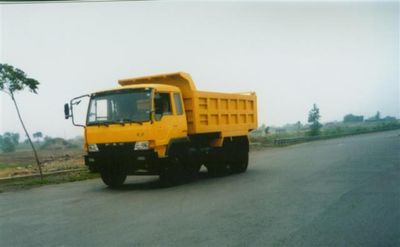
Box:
(100, 164), (127, 188)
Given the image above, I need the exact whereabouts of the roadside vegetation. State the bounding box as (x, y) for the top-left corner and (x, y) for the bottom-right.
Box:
(251, 105), (400, 147)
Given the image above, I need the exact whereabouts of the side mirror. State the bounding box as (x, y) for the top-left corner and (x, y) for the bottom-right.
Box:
(64, 103), (70, 119)
(65, 94), (90, 127)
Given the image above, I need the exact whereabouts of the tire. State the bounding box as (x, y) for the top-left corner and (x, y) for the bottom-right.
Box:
(230, 148), (249, 173)
(182, 149), (202, 179)
(230, 138), (249, 173)
(160, 144), (202, 185)
(184, 162), (202, 179)
(159, 157), (184, 187)
(100, 164), (127, 188)
(205, 148), (229, 177)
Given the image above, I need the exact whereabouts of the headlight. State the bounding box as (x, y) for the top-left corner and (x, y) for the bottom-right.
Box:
(134, 141), (149, 150)
(88, 144), (99, 152)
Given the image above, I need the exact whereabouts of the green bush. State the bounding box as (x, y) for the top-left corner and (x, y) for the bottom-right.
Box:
(0, 132), (20, 153)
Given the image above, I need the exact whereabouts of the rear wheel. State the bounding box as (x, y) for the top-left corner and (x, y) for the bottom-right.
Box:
(100, 164), (127, 188)
(182, 149), (202, 179)
(206, 148), (229, 177)
(230, 148), (249, 173)
(160, 145), (202, 185)
(230, 137), (249, 173)
(183, 162), (202, 179)
(159, 157), (184, 186)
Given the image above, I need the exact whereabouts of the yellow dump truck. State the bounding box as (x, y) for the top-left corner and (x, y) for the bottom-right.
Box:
(65, 72), (257, 187)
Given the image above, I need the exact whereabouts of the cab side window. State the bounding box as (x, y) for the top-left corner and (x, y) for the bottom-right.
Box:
(154, 92), (172, 121)
(174, 93), (183, 115)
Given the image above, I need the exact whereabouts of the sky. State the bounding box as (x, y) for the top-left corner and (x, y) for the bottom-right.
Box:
(0, 0), (399, 139)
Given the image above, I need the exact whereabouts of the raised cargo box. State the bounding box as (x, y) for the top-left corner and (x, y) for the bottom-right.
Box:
(118, 72), (257, 136)
(190, 90), (257, 136)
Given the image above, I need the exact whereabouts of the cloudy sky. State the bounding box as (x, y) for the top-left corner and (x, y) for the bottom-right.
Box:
(0, 0), (398, 139)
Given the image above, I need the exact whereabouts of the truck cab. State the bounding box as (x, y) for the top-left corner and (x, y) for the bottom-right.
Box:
(85, 84), (187, 157)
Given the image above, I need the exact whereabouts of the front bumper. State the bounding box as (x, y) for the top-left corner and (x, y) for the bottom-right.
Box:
(84, 143), (159, 174)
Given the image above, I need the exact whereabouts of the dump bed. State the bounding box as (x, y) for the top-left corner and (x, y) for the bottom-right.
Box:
(118, 72), (257, 136)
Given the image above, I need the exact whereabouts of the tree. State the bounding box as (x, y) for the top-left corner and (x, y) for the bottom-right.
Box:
(0, 136), (15, 152)
(5, 132), (19, 144)
(33, 131), (43, 142)
(295, 121), (301, 131)
(366, 111), (382, 122)
(308, 104), (322, 136)
(375, 111), (381, 120)
(0, 64), (43, 179)
(0, 132), (20, 153)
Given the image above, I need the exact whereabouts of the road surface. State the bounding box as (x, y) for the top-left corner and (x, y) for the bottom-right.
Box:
(1, 130), (399, 246)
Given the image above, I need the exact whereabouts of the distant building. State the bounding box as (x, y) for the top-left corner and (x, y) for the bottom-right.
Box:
(343, 114), (364, 123)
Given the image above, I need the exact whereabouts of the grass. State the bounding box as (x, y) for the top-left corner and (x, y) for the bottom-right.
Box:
(0, 170), (99, 193)
(0, 162), (31, 170)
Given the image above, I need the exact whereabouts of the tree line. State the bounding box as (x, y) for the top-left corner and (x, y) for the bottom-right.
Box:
(0, 131), (80, 153)
(254, 104), (398, 137)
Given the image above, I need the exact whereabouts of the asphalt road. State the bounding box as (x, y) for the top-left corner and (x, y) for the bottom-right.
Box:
(1, 130), (399, 247)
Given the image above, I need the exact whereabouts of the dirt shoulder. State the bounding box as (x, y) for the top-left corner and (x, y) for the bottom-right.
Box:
(0, 148), (85, 178)
(0, 148), (98, 192)
(0, 169), (99, 193)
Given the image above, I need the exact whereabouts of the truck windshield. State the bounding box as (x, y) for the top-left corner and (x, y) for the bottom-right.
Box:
(87, 88), (152, 125)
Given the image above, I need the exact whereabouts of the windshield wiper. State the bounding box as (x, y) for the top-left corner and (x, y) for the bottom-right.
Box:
(88, 119), (144, 126)
(104, 119), (144, 125)
(88, 121), (109, 127)
(118, 119), (143, 125)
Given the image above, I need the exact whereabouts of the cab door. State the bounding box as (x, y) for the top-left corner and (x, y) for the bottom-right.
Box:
(170, 92), (188, 139)
(153, 92), (175, 147)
